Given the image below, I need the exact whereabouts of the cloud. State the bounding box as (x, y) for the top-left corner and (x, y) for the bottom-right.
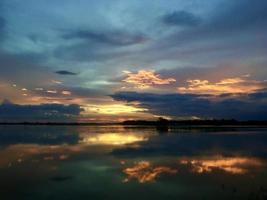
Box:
(177, 76), (267, 95)
(122, 70), (176, 89)
(211, 0), (267, 31)
(56, 28), (148, 62)
(55, 70), (78, 75)
(164, 0), (267, 45)
(0, 1), (5, 41)
(146, 0), (267, 67)
(111, 91), (267, 120)
(62, 29), (147, 46)
(0, 0), (267, 123)
(0, 16), (5, 39)
(0, 100), (84, 122)
(162, 11), (201, 27)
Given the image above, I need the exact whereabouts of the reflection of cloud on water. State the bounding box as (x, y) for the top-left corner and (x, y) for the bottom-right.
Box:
(123, 161), (177, 183)
(0, 144), (81, 168)
(180, 156), (265, 174)
(122, 156), (266, 183)
(80, 133), (148, 146)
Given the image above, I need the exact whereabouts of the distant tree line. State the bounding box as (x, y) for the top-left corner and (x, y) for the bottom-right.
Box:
(122, 118), (267, 126)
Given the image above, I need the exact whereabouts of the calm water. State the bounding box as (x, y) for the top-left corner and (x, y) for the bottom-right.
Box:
(0, 125), (267, 200)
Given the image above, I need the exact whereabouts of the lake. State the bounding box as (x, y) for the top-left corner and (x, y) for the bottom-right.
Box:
(0, 125), (267, 200)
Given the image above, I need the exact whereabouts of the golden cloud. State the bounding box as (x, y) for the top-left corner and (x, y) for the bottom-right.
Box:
(178, 76), (267, 94)
(123, 70), (176, 89)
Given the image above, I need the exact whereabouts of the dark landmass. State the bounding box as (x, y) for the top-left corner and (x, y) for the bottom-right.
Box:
(122, 118), (267, 132)
(122, 118), (267, 126)
(1, 118), (267, 127)
(0, 122), (116, 126)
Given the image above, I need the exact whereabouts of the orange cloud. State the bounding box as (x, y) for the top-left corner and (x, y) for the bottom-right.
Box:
(123, 70), (176, 89)
(178, 76), (267, 94)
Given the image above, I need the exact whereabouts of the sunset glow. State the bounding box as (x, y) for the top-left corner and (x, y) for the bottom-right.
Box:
(1, 1), (267, 199)
(0, 0), (266, 122)
(86, 104), (147, 115)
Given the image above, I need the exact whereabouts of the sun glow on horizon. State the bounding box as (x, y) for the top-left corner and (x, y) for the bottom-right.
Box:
(85, 103), (147, 115)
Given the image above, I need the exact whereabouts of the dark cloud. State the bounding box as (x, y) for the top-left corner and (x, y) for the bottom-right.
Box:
(67, 86), (105, 97)
(211, 0), (267, 31)
(162, 11), (201, 26)
(0, 100), (84, 122)
(54, 29), (147, 62)
(49, 0), (267, 69)
(111, 91), (267, 120)
(55, 70), (78, 75)
(62, 30), (147, 46)
(202, 0), (267, 36)
(0, 17), (5, 32)
(0, 1), (6, 42)
(0, 16), (6, 41)
(54, 41), (131, 62)
(150, 0), (267, 65)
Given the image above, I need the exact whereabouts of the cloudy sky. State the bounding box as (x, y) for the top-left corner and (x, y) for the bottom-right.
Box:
(0, 0), (267, 122)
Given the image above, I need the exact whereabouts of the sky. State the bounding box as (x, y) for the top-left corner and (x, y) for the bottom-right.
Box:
(0, 0), (267, 122)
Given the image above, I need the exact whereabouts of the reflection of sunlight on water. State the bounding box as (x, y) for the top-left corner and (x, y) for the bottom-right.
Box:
(123, 161), (177, 183)
(180, 156), (264, 174)
(80, 133), (147, 145)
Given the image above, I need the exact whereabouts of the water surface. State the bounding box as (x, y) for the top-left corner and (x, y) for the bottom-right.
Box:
(0, 125), (267, 200)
